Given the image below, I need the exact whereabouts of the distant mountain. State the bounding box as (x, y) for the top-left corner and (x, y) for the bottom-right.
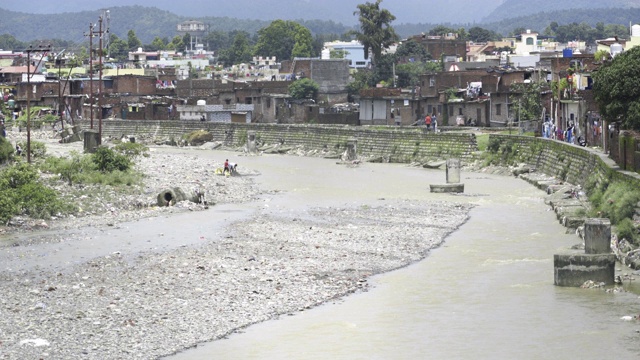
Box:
(2, 2), (640, 45)
(483, 0), (640, 22)
(1, 0), (504, 25)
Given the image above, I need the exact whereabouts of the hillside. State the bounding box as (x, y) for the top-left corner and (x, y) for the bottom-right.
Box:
(484, 0), (640, 22)
(1, 4), (640, 45)
(0, 0), (503, 25)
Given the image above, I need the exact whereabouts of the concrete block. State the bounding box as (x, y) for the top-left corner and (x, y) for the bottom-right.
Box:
(554, 254), (616, 287)
(584, 218), (611, 254)
(83, 130), (101, 153)
(446, 158), (461, 184)
(430, 183), (464, 193)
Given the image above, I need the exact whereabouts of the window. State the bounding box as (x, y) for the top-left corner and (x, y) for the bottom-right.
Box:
(526, 37), (534, 45)
(458, 108), (463, 115)
(437, 105), (442, 115)
(427, 105), (432, 114)
(429, 77), (436, 87)
(495, 104), (501, 116)
(449, 105), (453, 116)
(356, 61), (366, 66)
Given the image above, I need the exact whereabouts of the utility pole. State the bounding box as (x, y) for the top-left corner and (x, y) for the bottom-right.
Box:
(56, 49), (66, 131)
(98, 15), (104, 140)
(93, 10), (109, 142)
(85, 23), (95, 129)
(25, 44), (51, 164)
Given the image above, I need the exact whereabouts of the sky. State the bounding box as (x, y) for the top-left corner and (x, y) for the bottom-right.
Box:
(0, 0), (506, 25)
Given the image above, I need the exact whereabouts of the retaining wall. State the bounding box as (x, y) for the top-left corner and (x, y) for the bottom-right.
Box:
(489, 134), (640, 190)
(79, 120), (478, 163)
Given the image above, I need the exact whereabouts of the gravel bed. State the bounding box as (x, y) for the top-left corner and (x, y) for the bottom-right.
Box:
(0, 130), (473, 359)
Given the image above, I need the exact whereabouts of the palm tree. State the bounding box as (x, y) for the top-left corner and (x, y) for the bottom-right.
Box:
(353, 0), (399, 68)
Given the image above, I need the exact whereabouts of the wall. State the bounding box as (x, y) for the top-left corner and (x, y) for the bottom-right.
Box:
(489, 134), (640, 190)
(82, 120), (478, 163)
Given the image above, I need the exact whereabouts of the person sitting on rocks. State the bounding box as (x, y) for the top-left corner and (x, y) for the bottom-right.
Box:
(15, 144), (22, 156)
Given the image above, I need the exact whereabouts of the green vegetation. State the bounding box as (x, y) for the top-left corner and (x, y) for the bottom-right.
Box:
(253, 20), (314, 62)
(93, 146), (132, 172)
(593, 46), (640, 131)
(476, 134), (489, 151)
(289, 78), (320, 100)
(483, 137), (519, 166)
(0, 162), (77, 223)
(16, 140), (46, 159)
(182, 130), (213, 146)
(352, 0), (399, 66)
(616, 218), (639, 246)
(40, 147), (143, 186)
(0, 136), (14, 163)
(588, 181), (640, 225)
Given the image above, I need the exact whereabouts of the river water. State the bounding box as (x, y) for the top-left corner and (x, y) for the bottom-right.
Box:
(165, 152), (640, 360)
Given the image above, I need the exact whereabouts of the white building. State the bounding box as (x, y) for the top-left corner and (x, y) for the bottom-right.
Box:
(322, 40), (371, 68)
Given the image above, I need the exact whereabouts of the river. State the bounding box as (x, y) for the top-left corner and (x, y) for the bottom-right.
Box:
(164, 151), (640, 360)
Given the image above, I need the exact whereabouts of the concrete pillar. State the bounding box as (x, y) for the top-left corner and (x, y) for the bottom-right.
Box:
(554, 254), (616, 287)
(345, 137), (357, 161)
(247, 130), (257, 154)
(83, 130), (100, 153)
(584, 218), (611, 254)
(446, 158), (461, 184)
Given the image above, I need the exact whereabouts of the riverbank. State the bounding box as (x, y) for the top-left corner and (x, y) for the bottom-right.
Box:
(0, 131), (473, 359)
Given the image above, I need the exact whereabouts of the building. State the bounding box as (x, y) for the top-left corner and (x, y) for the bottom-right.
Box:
(322, 40), (371, 68)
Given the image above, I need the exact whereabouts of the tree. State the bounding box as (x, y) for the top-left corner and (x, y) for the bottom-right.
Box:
(147, 37), (166, 51)
(330, 49), (349, 59)
(291, 26), (314, 58)
(395, 39), (430, 63)
(166, 36), (184, 52)
(428, 25), (457, 37)
(288, 78), (319, 100)
(218, 31), (253, 66)
(108, 34), (128, 62)
(127, 30), (142, 51)
(352, 0), (399, 66)
(509, 82), (544, 122)
(254, 20), (312, 62)
(468, 27), (501, 43)
(592, 46), (640, 130)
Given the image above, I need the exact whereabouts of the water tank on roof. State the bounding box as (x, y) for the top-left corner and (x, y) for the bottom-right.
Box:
(632, 24), (640, 37)
(321, 48), (330, 60)
(562, 48), (573, 58)
(197, 100), (206, 106)
(611, 43), (624, 57)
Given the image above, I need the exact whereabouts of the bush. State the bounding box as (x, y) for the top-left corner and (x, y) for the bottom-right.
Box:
(16, 140), (46, 158)
(92, 146), (131, 172)
(16, 182), (76, 219)
(0, 162), (39, 188)
(41, 151), (90, 185)
(486, 137), (501, 153)
(183, 130), (213, 146)
(596, 181), (640, 224)
(616, 218), (639, 246)
(0, 162), (76, 222)
(0, 136), (14, 162)
(114, 142), (149, 159)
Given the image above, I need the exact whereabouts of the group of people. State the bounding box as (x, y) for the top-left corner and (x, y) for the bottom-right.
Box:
(543, 118), (584, 145)
(424, 113), (438, 132)
(223, 159), (237, 175)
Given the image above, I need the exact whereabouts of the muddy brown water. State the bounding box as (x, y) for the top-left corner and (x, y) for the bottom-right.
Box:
(163, 150), (640, 360)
